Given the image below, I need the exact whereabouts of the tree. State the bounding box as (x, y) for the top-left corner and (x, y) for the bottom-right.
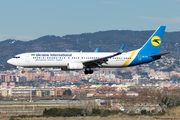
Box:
(141, 110), (147, 114)
(161, 95), (180, 108)
(63, 89), (72, 96)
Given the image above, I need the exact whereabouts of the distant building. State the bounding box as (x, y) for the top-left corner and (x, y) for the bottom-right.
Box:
(0, 75), (16, 82)
(24, 71), (36, 81)
(11, 87), (35, 97)
(1, 82), (7, 88)
(9, 87), (54, 97)
(9, 82), (15, 87)
(126, 91), (139, 96)
(138, 78), (147, 85)
(69, 71), (75, 76)
(0, 75), (5, 82)
(34, 88), (54, 97)
(105, 74), (115, 79)
(18, 76), (27, 83)
(0, 88), (8, 97)
(54, 88), (66, 97)
(87, 91), (96, 97)
(106, 92), (115, 97)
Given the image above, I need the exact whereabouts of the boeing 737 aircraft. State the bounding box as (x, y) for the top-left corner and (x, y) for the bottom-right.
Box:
(7, 26), (170, 74)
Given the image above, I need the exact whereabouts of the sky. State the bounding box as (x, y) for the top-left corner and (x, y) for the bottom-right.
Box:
(0, 0), (180, 41)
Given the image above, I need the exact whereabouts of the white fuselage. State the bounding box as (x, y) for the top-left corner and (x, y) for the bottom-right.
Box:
(7, 50), (140, 69)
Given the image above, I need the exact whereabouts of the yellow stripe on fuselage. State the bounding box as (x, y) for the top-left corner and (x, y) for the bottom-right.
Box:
(122, 50), (137, 67)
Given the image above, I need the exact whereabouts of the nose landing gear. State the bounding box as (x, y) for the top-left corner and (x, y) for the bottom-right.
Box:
(17, 66), (25, 74)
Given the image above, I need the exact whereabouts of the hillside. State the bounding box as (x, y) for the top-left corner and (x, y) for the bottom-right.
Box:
(1, 30), (180, 70)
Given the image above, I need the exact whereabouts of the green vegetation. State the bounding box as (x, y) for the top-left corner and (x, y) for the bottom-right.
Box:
(63, 89), (72, 96)
(10, 115), (42, 120)
(92, 108), (101, 115)
(43, 108), (83, 117)
(42, 108), (124, 117)
(126, 112), (166, 116)
(42, 107), (165, 117)
(161, 95), (180, 108)
(141, 110), (147, 114)
(9, 107), (167, 119)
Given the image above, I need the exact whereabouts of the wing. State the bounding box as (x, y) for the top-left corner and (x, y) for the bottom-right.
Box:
(82, 44), (125, 68)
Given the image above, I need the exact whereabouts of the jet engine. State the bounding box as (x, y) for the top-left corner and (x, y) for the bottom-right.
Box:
(61, 62), (83, 71)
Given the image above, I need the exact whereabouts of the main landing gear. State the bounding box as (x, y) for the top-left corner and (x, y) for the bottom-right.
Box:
(84, 68), (93, 74)
(21, 70), (25, 74)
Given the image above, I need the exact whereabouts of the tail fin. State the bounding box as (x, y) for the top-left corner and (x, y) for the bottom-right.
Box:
(139, 26), (166, 55)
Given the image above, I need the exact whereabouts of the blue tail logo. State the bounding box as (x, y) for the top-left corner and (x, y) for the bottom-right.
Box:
(129, 26), (170, 67)
(151, 36), (161, 47)
(139, 26), (166, 55)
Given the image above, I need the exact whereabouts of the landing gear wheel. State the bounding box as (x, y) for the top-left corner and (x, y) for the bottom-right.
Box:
(89, 70), (93, 74)
(21, 70), (25, 74)
(84, 69), (94, 74)
(84, 70), (89, 74)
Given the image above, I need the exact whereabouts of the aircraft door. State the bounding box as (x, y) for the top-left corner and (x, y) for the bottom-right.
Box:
(25, 54), (30, 62)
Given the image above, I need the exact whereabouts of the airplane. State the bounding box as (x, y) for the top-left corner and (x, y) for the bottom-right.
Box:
(7, 26), (170, 74)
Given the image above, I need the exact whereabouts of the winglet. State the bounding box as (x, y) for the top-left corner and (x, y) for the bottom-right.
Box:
(117, 44), (126, 54)
(94, 48), (99, 53)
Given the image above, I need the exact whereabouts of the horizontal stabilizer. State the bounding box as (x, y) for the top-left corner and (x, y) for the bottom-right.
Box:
(150, 52), (171, 57)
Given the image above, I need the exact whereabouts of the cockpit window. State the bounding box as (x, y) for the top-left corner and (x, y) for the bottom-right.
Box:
(14, 56), (20, 58)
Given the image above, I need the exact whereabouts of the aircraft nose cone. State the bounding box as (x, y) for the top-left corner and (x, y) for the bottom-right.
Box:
(7, 59), (13, 65)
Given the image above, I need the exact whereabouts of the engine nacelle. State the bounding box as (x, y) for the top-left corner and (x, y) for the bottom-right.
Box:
(66, 62), (83, 70)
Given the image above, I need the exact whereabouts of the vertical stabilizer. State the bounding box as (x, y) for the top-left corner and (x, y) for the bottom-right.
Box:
(139, 26), (166, 55)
